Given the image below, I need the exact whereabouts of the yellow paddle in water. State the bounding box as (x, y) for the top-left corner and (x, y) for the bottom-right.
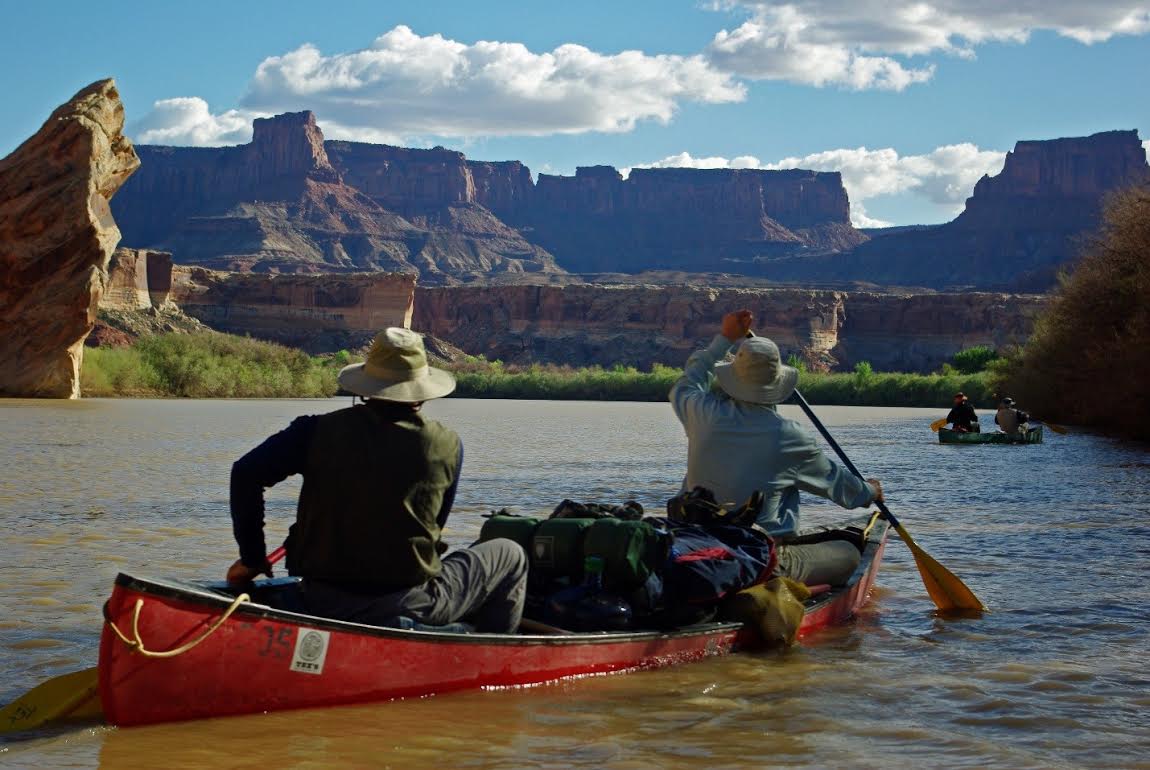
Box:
(0, 667), (99, 735)
(791, 389), (986, 613)
(0, 545), (288, 735)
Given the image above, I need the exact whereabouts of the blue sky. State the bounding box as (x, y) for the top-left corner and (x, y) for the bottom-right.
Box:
(3, 0), (1148, 225)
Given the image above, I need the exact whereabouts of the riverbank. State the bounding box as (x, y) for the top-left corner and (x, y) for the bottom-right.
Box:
(81, 332), (994, 407)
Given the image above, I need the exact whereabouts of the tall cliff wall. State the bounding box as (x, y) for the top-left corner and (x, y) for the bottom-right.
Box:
(171, 267), (415, 351)
(113, 113), (560, 283)
(784, 130), (1150, 290)
(113, 111), (864, 281)
(411, 284), (1044, 373)
(520, 166), (861, 272)
(0, 80), (139, 397)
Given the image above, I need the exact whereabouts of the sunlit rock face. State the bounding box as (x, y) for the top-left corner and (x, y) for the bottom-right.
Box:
(112, 113), (561, 283)
(101, 248), (174, 311)
(411, 284), (1046, 373)
(169, 267), (416, 352)
(0, 79), (139, 397)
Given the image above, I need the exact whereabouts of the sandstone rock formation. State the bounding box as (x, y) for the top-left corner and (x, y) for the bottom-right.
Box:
(113, 111), (865, 281)
(170, 267), (416, 352)
(411, 284), (1046, 373)
(101, 248), (174, 311)
(113, 113), (561, 283)
(514, 166), (863, 273)
(0, 80), (139, 397)
(778, 130), (1150, 290)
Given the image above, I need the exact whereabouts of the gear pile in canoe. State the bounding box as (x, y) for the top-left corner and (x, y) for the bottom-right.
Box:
(94, 513), (889, 728)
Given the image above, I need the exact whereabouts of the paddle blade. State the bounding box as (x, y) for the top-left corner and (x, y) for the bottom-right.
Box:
(893, 522), (986, 614)
(0, 667), (101, 735)
(930, 417), (948, 432)
(1044, 422), (1068, 435)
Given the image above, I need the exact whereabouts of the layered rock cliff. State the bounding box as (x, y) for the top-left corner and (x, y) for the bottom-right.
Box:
(114, 111), (864, 281)
(411, 284), (1045, 373)
(515, 166), (862, 273)
(0, 79), (139, 397)
(101, 248), (174, 311)
(113, 113), (560, 283)
(779, 130), (1150, 290)
(170, 267), (416, 352)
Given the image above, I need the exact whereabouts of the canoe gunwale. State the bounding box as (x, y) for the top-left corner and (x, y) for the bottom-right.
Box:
(99, 513), (888, 726)
(110, 512), (886, 647)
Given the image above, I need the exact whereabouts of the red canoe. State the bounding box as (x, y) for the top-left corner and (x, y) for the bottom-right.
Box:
(98, 514), (888, 727)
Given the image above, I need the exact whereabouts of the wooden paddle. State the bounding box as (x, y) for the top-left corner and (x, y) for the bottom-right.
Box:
(930, 417), (948, 432)
(1041, 421), (1068, 435)
(0, 546), (287, 735)
(789, 389), (987, 614)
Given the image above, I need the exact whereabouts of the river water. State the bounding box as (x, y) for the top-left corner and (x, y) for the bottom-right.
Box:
(0, 398), (1147, 769)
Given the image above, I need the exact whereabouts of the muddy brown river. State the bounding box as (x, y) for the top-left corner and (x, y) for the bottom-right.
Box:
(1, 398), (1148, 768)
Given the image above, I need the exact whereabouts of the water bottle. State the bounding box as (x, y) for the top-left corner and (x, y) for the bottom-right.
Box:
(544, 556), (633, 632)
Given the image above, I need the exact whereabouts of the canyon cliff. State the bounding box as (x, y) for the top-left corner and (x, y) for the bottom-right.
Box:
(113, 113), (560, 283)
(0, 79), (139, 397)
(411, 284), (1045, 373)
(510, 166), (863, 273)
(113, 111), (864, 281)
(774, 130), (1150, 290)
(170, 267), (415, 352)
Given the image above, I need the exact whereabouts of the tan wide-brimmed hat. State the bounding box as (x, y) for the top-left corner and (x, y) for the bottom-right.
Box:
(338, 328), (456, 403)
(715, 336), (798, 405)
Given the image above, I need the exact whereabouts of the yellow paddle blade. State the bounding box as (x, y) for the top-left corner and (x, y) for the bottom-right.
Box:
(929, 417), (948, 432)
(1044, 422), (1068, 435)
(0, 667), (101, 735)
(893, 522), (986, 613)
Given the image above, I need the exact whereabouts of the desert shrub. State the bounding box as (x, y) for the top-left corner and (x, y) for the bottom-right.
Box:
(995, 186), (1150, 439)
(951, 346), (999, 374)
(82, 332), (340, 398)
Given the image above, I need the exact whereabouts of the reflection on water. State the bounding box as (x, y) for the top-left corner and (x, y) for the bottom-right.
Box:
(1, 398), (1148, 768)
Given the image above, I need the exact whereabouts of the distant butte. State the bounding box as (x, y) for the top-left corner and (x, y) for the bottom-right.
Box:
(112, 112), (1148, 291)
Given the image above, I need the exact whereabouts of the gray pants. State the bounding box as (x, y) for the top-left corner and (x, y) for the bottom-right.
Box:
(775, 540), (861, 586)
(301, 539), (528, 633)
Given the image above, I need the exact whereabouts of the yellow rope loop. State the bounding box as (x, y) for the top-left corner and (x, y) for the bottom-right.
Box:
(862, 509), (882, 542)
(105, 593), (250, 658)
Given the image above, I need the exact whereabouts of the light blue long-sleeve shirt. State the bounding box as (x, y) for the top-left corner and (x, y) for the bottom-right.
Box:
(669, 335), (877, 537)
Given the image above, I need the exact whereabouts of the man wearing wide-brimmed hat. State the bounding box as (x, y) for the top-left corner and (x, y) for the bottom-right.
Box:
(669, 310), (884, 586)
(227, 328), (527, 633)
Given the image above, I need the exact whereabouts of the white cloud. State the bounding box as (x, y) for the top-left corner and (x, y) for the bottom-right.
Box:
(132, 97), (257, 146)
(630, 144), (1007, 226)
(234, 25), (744, 139)
(708, 1), (1150, 88)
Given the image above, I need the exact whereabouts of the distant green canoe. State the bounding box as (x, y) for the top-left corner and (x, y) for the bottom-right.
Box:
(939, 426), (1043, 445)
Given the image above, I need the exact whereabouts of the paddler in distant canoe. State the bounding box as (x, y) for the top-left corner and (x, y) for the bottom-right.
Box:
(944, 391), (980, 433)
(226, 328), (528, 632)
(669, 310), (884, 587)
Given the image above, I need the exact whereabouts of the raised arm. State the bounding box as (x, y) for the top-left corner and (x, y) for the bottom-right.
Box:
(669, 310), (752, 426)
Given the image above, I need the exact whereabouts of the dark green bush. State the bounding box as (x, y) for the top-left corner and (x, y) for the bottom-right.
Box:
(951, 346), (999, 374)
(995, 186), (1150, 439)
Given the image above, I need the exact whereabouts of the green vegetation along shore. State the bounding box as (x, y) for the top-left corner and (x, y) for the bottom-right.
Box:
(82, 331), (995, 407)
(996, 186), (1149, 440)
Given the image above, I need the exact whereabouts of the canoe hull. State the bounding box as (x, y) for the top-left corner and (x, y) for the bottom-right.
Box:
(939, 426), (1043, 444)
(99, 516), (888, 727)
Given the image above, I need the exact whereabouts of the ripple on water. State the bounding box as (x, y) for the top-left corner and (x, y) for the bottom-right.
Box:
(2, 399), (1150, 768)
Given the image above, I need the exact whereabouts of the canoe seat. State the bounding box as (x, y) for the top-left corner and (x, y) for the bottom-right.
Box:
(377, 616), (474, 634)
